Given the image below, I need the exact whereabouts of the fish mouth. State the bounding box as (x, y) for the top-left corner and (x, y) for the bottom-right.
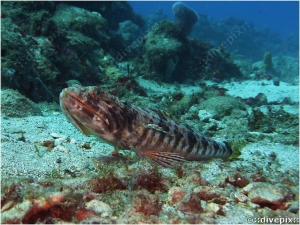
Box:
(60, 89), (94, 135)
(60, 87), (111, 136)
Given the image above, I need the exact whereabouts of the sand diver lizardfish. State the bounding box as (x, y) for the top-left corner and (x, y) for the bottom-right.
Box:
(60, 85), (232, 167)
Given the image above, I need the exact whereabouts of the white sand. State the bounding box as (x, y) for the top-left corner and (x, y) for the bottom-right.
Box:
(1, 79), (298, 223)
(1, 113), (114, 180)
(218, 80), (298, 103)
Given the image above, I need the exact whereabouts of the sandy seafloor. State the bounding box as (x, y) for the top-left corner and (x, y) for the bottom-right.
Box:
(1, 78), (299, 224)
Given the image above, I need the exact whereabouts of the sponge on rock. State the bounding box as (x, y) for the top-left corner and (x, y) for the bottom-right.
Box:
(172, 2), (199, 36)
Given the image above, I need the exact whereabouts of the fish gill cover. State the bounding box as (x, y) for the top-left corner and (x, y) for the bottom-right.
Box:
(1, 1), (299, 224)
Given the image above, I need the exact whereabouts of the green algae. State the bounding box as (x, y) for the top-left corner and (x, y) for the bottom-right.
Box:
(227, 139), (248, 159)
(262, 51), (273, 70)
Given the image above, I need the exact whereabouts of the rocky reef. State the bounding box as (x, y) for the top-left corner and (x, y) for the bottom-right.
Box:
(1, 1), (144, 102)
(172, 1), (199, 36)
(1, 1), (246, 102)
(140, 20), (243, 82)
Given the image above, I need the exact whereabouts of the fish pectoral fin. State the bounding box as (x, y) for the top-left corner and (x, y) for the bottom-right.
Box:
(139, 150), (187, 167)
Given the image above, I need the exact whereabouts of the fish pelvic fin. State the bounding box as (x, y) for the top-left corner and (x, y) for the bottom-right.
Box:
(139, 150), (187, 168)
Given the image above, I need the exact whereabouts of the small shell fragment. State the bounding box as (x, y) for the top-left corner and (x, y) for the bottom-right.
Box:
(53, 145), (70, 153)
(1, 200), (14, 213)
(50, 133), (67, 139)
(54, 137), (68, 146)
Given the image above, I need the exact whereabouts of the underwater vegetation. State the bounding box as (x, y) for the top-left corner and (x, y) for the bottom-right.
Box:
(262, 51), (273, 70)
(1, 1), (299, 224)
(1, 0), (245, 102)
(172, 1), (199, 36)
(141, 19), (243, 82)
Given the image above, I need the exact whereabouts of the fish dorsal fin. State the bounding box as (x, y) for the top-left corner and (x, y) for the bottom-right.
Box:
(141, 123), (171, 135)
(150, 109), (177, 121)
(139, 150), (187, 167)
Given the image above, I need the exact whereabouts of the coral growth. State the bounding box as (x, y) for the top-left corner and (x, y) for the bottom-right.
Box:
(262, 51), (273, 70)
(172, 2), (199, 36)
(141, 20), (242, 82)
(117, 20), (140, 45)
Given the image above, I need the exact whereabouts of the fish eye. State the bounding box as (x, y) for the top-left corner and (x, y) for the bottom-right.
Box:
(94, 89), (101, 96)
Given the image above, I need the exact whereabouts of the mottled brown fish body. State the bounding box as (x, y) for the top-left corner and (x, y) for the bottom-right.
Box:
(60, 86), (232, 167)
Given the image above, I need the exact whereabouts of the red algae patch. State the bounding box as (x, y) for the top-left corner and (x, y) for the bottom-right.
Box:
(193, 186), (228, 205)
(167, 187), (186, 205)
(75, 208), (97, 222)
(132, 171), (168, 193)
(132, 190), (162, 216)
(88, 177), (126, 193)
(176, 192), (204, 214)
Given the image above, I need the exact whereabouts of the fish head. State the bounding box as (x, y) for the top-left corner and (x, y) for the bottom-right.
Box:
(60, 85), (122, 143)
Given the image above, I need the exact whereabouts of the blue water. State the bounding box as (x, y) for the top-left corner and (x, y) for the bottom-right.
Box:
(129, 1), (299, 40)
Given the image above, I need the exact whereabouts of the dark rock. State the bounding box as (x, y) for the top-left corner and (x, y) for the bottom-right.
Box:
(273, 77), (280, 86)
(242, 182), (296, 210)
(1, 89), (42, 117)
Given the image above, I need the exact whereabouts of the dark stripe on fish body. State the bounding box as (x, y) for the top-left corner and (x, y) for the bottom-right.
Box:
(176, 139), (184, 152)
(126, 110), (137, 133)
(214, 141), (223, 155)
(147, 128), (157, 148)
(153, 132), (163, 148)
(222, 144), (229, 156)
(209, 143), (216, 157)
(225, 142), (232, 156)
(113, 108), (127, 130)
(171, 124), (180, 136)
(156, 117), (164, 131)
(191, 144), (200, 156)
(170, 137), (181, 153)
(140, 127), (152, 148)
(212, 141), (219, 151)
(180, 142), (188, 155)
(181, 141), (193, 155)
(108, 112), (118, 131)
(129, 126), (148, 147)
(184, 131), (197, 154)
(163, 134), (173, 151)
(173, 135), (184, 153)
(149, 128), (156, 138)
(199, 138), (208, 156)
(180, 141), (188, 153)
(100, 106), (117, 131)
(218, 148), (224, 157)
(155, 132), (165, 149)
